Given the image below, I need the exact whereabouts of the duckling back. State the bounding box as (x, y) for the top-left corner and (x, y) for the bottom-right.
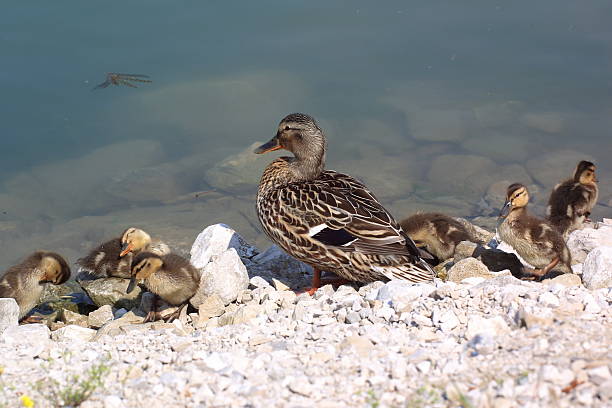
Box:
(77, 238), (132, 279)
(400, 212), (480, 261)
(0, 251), (70, 318)
(547, 182), (598, 238)
(136, 253), (199, 306)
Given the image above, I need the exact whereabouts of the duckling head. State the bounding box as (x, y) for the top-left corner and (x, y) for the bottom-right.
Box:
(39, 252), (71, 285)
(120, 227), (152, 257)
(254, 113), (327, 177)
(574, 161), (597, 185)
(499, 183), (529, 218)
(127, 253), (163, 293)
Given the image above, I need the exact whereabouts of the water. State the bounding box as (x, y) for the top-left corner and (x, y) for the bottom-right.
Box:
(2, 1), (612, 270)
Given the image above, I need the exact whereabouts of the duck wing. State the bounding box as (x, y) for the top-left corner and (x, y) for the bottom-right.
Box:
(284, 170), (424, 260)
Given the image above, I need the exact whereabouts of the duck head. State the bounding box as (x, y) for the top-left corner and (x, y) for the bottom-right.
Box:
(255, 113), (327, 179)
(39, 252), (71, 285)
(574, 161), (598, 185)
(499, 183), (529, 219)
(120, 227), (152, 257)
(127, 252), (163, 293)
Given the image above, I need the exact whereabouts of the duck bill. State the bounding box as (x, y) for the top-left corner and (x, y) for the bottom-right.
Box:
(119, 242), (133, 257)
(126, 277), (138, 294)
(254, 137), (282, 154)
(499, 201), (512, 219)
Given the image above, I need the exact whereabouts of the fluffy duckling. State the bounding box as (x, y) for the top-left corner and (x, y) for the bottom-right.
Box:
(0, 251), (70, 319)
(547, 160), (599, 238)
(77, 227), (169, 279)
(127, 252), (199, 322)
(499, 183), (572, 278)
(399, 212), (485, 262)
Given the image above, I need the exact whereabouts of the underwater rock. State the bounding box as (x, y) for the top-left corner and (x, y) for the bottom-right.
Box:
(204, 142), (269, 194)
(520, 112), (565, 134)
(80, 278), (143, 310)
(525, 150), (594, 188)
(408, 108), (476, 142)
(192, 248), (249, 306)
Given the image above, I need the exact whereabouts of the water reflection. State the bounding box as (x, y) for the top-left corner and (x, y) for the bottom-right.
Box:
(1, 1), (612, 269)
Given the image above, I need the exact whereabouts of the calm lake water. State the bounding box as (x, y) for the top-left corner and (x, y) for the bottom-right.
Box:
(2, 1), (612, 270)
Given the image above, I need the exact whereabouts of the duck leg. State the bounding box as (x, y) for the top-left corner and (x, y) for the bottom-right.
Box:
(299, 268), (352, 295)
(143, 295), (160, 323)
(163, 303), (187, 323)
(522, 257), (560, 279)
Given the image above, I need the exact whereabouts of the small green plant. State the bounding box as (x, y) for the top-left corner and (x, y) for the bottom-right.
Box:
(365, 388), (380, 408)
(36, 361), (110, 407)
(406, 386), (442, 408)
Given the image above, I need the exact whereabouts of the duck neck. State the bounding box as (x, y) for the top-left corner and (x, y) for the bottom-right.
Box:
(258, 148), (325, 194)
(289, 149), (325, 182)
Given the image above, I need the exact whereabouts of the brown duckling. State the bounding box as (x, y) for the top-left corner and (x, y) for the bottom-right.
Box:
(127, 252), (199, 322)
(0, 251), (70, 320)
(546, 160), (599, 238)
(77, 227), (169, 279)
(499, 183), (572, 278)
(399, 212), (486, 262)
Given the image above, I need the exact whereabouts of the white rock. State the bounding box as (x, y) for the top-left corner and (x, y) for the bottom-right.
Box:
(465, 315), (510, 339)
(192, 248), (249, 306)
(567, 227), (612, 263)
(51, 325), (96, 342)
(249, 276), (270, 288)
(1, 324), (50, 347)
(0, 298), (19, 334)
(432, 309), (460, 332)
(104, 395), (125, 408)
(88, 305), (114, 328)
(538, 292), (560, 308)
(190, 223), (258, 269)
(377, 280), (423, 312)
(582, 247), (612, 289)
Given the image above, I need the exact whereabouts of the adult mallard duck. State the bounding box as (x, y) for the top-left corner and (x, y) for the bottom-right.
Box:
(399, 212), (486, 262)
(546, 160), (598, 238)
(499, 183), (572, 278)
(0, 251), (70, 320)
(254, 113), (434, 293)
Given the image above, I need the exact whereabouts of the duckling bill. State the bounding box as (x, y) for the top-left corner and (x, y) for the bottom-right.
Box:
(127, 252), (199, 322)
(0, 251), (70, 320)
(498, 183), (572, 279)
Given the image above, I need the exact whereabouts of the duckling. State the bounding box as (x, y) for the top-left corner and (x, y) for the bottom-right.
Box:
(547, 160), (599, 238)
(498, 183), (572, 278)
(399, 212), (486, 262)
(0, 251), (70, 320)
(127, 252), (199, 322)
(77, 227), (169, 279)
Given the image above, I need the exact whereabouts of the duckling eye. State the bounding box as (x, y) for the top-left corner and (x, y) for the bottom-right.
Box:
(284, 125), (290, 131)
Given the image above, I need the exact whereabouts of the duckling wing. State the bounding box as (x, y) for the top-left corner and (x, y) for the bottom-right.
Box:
(288, 171), (423, 259)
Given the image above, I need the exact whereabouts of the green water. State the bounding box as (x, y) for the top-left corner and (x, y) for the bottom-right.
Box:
(1, 1), (612, 270)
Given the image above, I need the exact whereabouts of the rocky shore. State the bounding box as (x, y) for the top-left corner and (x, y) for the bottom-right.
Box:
(1, 222), (611, 407)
